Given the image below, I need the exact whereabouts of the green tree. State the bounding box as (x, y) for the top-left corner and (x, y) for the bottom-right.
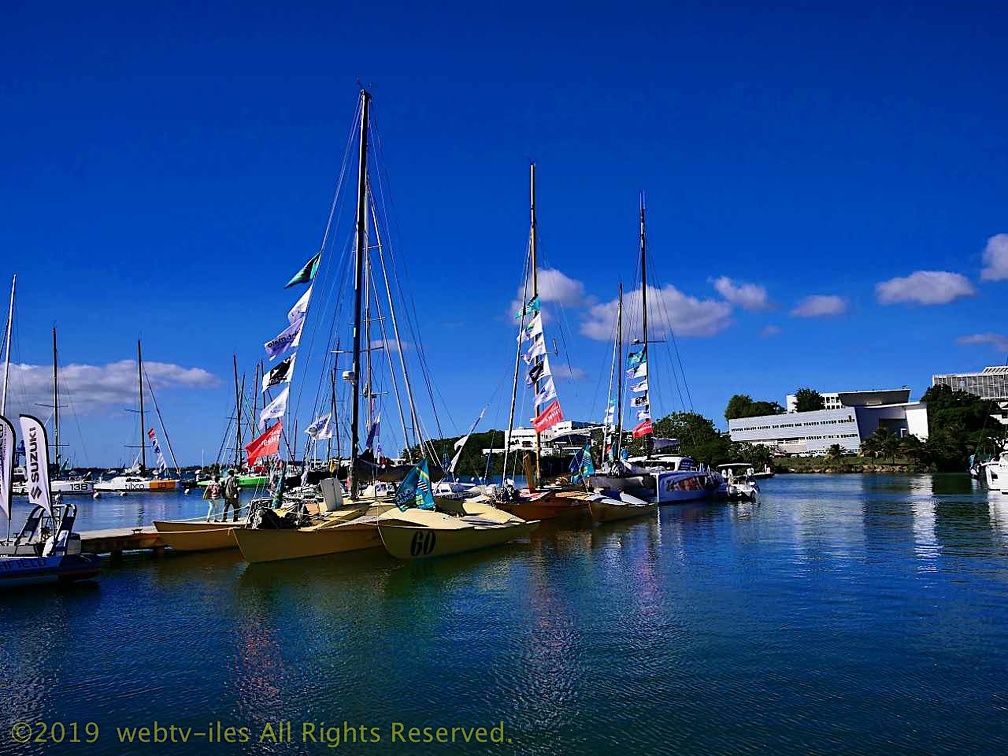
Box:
(794, 387), (825, 412)
(825, 443), (843, 463)
(921, 384), (1006, 471)
(633, 411), (732, 465)
(899, 434), (926, 465)
(725, 394), (754, 421)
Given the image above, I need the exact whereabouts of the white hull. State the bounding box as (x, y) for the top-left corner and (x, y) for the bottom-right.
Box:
(95, 475), (179, 492)
(11, 479), (94, 496)
(985, 458), (1008, 493)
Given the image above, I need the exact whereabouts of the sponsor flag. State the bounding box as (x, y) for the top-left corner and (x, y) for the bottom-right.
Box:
(285, 252), (321, 288)
(637, 409), (651, 421)
(526, 356), (549, 386)
(603, 403), (615, 425)
(534, 377), (557, 407)
(288, 285), (312, 324)
(18, 415), (53, 517)
(394, 458), (435, 511)
(364, 413), (381, 451)
(245, 420), (283, 466)
(262, 354), (297, 393)
(569, 442), (596, 484)
(518, 313), (543, 343)
(627, 348), (647, 368)
(523, 334), (547, 364)
(532, 399), (564, 433)
(259, 386), (290, 428)
(515, 295), (540, 319)
(306, 413), (333, 440)
(265, 316), (304, 360)
(147, 428), (167, 472)
(632, 419), (653, 438)
(631, 395), (649, 408)
(0, 414), (15, 522)
(631, 380), (648, 393)
(626, 362), (648, 380)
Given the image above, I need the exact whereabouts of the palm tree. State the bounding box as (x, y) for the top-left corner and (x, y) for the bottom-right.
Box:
(825, 443), (843, 464)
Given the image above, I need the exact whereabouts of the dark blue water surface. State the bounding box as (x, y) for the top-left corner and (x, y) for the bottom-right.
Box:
(2, 474), (1008, 755)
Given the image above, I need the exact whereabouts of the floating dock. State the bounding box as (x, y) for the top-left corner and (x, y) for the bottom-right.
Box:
(79, 527), (166, 561)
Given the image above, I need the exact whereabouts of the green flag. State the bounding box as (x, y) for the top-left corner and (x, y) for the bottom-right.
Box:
(285, 252), (321, 288)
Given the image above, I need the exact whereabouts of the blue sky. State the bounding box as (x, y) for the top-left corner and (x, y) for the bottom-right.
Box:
(1, 0), (1006, 467)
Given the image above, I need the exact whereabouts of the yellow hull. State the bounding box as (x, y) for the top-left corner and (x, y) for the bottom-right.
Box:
(377, 504), (538, 560)
(496, 488), (589, 521)
(233, 518), (382, 563)
(152, 521), (239, 552)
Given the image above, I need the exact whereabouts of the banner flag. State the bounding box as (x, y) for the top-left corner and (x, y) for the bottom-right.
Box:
(627, 348), (647, 368)
(259, 386), (290, 428)
(0, 414), (15, 522)
(518, 313), (543, 343)
(265, 316), (304, 360)
(626, 362), (648, 380)
(632, 419), (653, 438)
(603, 403), (615, 425)
(532, 399), (564, 433)
(394, 458), (435, 511)
(631, 380), (649, 393)
(245, 420), (283, 466)
(523, 334), (547, 364)
(364, 413), (381, 451)
(631, 395), (649, 408)
(18, 415), (52, 517)
(147, 428), (167, 471)
(285, 252), (321, 288)
(262, 354), (297, 393)
(534, 377), (557, 408)
(637, 409), (651, 421)
(287, 286), (312, 324)
(526, 356), (549, 386)
(515, 295), (540, 319)
(306, 413), (333, 440)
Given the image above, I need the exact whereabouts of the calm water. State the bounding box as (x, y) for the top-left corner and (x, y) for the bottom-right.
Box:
(2, 474), (1008, 755)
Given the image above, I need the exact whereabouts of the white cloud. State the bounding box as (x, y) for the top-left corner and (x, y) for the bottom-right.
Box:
(2, 360), (220, 415)
(508, 268), (590, 320)
(711, 276), (771, 311)
(548, 362), (587, 381)
(790, 295), (847, 318)
(760, 325), (781, 337)
(957, 333), (1008, 352)
(981, 234), (1008, 281)
(876, 270), (976, 305)
(580, 284), (733, 341)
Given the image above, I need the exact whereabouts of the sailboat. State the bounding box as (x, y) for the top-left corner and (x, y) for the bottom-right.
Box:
(233, 87), (432, 564)
(587, 283), (657, 523)
(95, 340), (180, 493)
(588, 198), (723, 505)
(44, 328), (94, 496)
(476, 164), (591, 521)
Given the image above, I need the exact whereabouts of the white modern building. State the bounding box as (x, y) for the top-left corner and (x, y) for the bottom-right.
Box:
(731, 388), (928, 456)
(932, 366), (1008, 426)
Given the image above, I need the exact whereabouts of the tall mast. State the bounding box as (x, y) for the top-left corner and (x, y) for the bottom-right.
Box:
(1, 275), (14, 416)
(639, 195), (652, 454)
(233, 355), (241, 469)
(349, 88), (371, 498)
(328, 366), (336, 461)
(615, 282), (624, 461)
(530, 163), (542, 481)
(52, 327), (60, 472)
(138, 339), (146, 473)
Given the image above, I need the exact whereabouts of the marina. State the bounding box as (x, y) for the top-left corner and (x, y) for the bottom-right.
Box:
(2, 475), (1008, 754)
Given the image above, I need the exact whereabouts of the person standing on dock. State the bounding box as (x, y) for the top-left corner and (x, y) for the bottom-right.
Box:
(221, 469), (241, 522)
(203, 473), (222, 522)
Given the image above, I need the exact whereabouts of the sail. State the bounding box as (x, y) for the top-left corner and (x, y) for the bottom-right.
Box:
(0, 414), (14, 522)
(19, 414), (53, 517)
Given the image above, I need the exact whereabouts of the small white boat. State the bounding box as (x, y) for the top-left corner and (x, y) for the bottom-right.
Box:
(717, 463), (761, 502)
(983, 447), (1008, 494)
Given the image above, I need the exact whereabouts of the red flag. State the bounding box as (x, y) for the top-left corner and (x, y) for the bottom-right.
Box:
(245, 419), (283, 466)
(632, 419), (653, 438)
(532, 399), (564, 433)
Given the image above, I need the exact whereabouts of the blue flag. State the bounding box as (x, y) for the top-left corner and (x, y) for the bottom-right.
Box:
(285, 252), (321, 288)
(627, 347), (647, 368)
(394, 459), (436, 511)
(570, 443), (595, 484)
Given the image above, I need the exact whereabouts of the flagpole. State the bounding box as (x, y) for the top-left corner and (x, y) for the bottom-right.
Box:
(138, 340), (146, 474)
(530, 163), (543, 483)
(616, 282), (624, 461)
(639, 194), (653, 457)
(1, 275), (14, 417)
(349, 88), (370, 499)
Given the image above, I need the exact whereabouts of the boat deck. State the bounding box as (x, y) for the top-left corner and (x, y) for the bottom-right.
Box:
(79, 527), (166, 561)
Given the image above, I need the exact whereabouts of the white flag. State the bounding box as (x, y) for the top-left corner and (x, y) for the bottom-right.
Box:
(523, 334), (546, 364)
(260, 386), (290, 428)
(603, 404), (615, 425)
(262, 354), (297, 393)
(306, 412), (333, 440)
(632, 380), (649, 393)
(637, 409), (651, 421)
(288, 285), (312, 324)
(0, 414), (15, 522)
(18, 414), (53, 517)
(534, 377), (557, 407)
(626, 362), (648, 380)
(265, 316), (304, 361)
(518, 313), (543, 343)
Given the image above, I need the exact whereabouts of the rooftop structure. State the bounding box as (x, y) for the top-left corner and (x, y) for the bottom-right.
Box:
(786, 388), (911, 413)
(932, 366), (1008, 425)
